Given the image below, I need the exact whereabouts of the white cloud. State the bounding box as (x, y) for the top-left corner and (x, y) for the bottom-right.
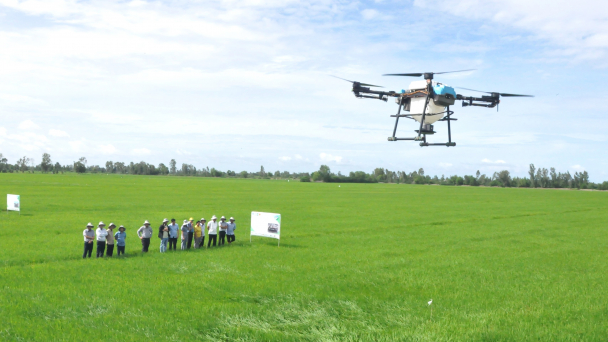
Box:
(279, 156), (291, 161)
(294, 154), (303, 160)
(320, 152), (343, 163)
(572, 164), (585, 171)
(99, 144), (117, 155)
(18, 120), (39, 130)
(132, 148), (151, 156)
(49, 129), (69, 137)
(0, 127), (6, 136)
(439, 162), (452, 167)
(482, 159), (506, 164)
(176, 149), (192, 155)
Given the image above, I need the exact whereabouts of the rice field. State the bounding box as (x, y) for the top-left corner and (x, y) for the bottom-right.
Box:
(0, 172), (607, 341)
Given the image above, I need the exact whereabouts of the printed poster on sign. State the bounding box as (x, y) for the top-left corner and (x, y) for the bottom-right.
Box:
(250, 211), (281, 240)
(7, 194), (20, 212)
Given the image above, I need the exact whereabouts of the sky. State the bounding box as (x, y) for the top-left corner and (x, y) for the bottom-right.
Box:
(0, 0), (607, 180)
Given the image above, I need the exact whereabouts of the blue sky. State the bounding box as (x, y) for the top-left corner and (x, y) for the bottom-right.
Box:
(0, 0), (607, 179)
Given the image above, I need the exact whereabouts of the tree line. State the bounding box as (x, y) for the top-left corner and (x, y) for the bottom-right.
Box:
(1, 152), (606, 190)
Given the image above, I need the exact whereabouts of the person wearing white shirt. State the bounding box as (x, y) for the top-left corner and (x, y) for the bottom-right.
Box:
(83, 222), (95, 258)
(95, 221), (108, 258)
(218, 216), (228, 246)
(207, 215), (218, 247)
(137, 220), (153, 253)
(226, 217), (236, 244)
(167, 218), (179, 251)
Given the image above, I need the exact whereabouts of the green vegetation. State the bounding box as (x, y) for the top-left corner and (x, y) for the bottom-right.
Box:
(0, 173), (607, 341)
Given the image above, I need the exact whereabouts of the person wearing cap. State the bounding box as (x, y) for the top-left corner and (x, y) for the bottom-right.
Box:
(115, 225), (127, 256)
(226, 217), (236, 244)
(181, 220), (189, 250)
(168, 218), (179, 251)
(96, 222), (108, 258)
(194, 218), (206, 249)
(83, 223), (95, 258)
(218, 216), (228, 246)
(207, 216), (218, 247)
(158, 218), (169, 253)
(106, 223), (116, 257)
(137, 220), (153, 252)
(187, 217), (194, 249)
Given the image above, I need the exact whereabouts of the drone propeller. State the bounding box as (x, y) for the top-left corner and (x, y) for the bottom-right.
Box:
(330, 75), (383, 88)
(457, 87), (534, 97)
(383, 69), (476, 78)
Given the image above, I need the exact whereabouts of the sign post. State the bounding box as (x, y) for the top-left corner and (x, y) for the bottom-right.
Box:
(7, 194), (20, 215)
(250, 211), (281, 246)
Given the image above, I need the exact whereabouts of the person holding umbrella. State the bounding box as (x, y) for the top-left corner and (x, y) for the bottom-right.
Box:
(96, 221), (108, 258)
(83, 222), (95, 258)
(115, 225), (127, 256)
(137, 220), (153, 252)
(106, 223), (116, 257)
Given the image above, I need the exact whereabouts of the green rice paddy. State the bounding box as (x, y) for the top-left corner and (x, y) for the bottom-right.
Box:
(0, 173), (607, 341)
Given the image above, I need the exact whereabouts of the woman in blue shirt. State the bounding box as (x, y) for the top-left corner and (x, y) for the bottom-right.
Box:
(115, 225), (127, 256)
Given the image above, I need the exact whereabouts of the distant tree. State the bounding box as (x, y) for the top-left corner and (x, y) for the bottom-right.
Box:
(528, 164), (536, 188)
(274, 170), (280, 178)
(17, 156), (28, 173)
(497, 170), (511, 187)
(105, 161), (114, 173)
(158, 163), (169, 175)
(79, 157), (87, 166)
(40, 153), (52, 173)
(73, 159), (86, 173)
(418, 168), (425, 177)
(170, 159), (176, 174)
(260, 165), (266, 177)
(476, 170), (481, 179)
(240, 171), (248, 178)
(300, 173), (311, 182)
(53, 162), (62, 174)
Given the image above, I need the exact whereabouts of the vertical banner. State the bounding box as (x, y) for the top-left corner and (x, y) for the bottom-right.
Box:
(250, 211), (281, 243)
(7, 194), (20, 212)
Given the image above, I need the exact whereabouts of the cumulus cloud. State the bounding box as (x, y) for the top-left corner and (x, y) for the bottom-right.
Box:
(132, 148), (151, 155)
(18, 120), (39, 130)
(439, 162), (452, 167)
(320, 152), (342, 163)
(572, 164), (585, 171)
(279, 156), (291, 161)
(482, 159), (506, 164)
(99, 144), (117, 155)
(49, 129), (69, 137)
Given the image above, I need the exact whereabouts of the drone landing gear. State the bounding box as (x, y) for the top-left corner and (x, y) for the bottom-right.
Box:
(387, 105), (457, 147)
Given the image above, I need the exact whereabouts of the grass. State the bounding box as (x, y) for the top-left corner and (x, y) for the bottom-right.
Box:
(0, 172), (607, 341)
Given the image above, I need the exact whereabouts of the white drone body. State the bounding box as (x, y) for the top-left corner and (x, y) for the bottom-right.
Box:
(400, 80), (454, 125)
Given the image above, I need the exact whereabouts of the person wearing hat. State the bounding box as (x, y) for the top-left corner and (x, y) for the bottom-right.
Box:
(207, 215), (218, 247)
(168, 218), (179, 251)
(181, 220), (189, 250)
(187, 217), (194, 249)
(114, 225), (127, 256)
(218, 216), (228, 246)
(158, 218), (169, 253)
(137, 220), (153, 252)
(106, 223), (116, 257)
(96, 221), (108, 258)
(194, 218), (206, 249)
(83, 223), (95, 258)
(226, 217), (236, 244)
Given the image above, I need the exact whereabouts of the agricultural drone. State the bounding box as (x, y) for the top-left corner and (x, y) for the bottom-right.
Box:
(334, 70), (533, 147)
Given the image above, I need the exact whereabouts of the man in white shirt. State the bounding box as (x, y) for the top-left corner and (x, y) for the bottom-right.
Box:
(218, 216), (228, 246)
(137, 220), (153, 252)
(96, 221), (108, 258)
(83, 222), (95, 258)
(207, 215), (218, 247)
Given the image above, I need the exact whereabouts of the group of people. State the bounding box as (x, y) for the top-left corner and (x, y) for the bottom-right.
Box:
(82, 216), (236, 258)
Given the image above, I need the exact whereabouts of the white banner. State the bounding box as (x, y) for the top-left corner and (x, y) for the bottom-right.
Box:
(7, 194), (20, 212)
(251, 211), (281, 240)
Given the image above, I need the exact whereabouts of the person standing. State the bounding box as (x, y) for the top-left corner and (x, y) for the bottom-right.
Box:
(187, 217), (194, 249)
(158, 218), (169, 253)
(106, 223), (116, 257)
(194, 219), (206, 249)
(218, 216), (228, 246)
(181, 220), (189, 250)
(226, 217), (236, 244)
(83, 223), (95, 258)
(207, 216), (218, 247)
(168, 218), (179, 251)
(137, 220), (153, 252)
(115, 225), (127, 256)
(96, 222), (108, 258)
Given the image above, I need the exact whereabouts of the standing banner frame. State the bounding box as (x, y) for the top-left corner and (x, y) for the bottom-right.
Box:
(7, 194), (20, 215)
(250, 211), (281, 247)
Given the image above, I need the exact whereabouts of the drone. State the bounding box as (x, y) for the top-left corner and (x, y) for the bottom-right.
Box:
(334, 70), (533, 147)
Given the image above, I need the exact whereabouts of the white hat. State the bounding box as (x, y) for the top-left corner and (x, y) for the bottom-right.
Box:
(201, 218), (206, 221)
(230, 217), (235, 221)
(98, 221), (105, 226)
(220, 216), (226, 220)
(212, 215), (217, 219)
(144, 220), (150, 225)
(163, 218), (169, 222)
(108, 223), (116, 227)
(183, 219), (188, 224)
(86, 222), (93, 227)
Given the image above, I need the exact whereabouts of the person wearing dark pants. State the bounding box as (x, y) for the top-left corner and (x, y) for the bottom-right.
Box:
(207, 215), (218, 247)
(194, 219), (206, 248)
(218, 216), (228, 246)
(159, 218), (169, 253)
(106, 223), (116, 257)
(226, 217), (236, 244)
(83, 223), (95, 258)
(96, 221), (108, 258)
(115, 225), (127, 256)
(187, 217), (194, 249)
(137, 220), (153, 253)
(168, 218), (179, 251)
